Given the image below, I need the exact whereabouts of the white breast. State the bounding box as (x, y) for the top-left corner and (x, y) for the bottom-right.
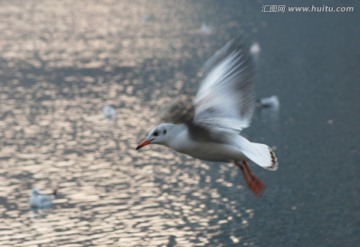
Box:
(169, 128), (246, 162)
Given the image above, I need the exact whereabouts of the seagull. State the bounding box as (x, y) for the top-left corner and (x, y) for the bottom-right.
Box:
(29, 189), (57, 209)
(136, 39), (278, 196)
(250, 42), (261, 61)
(103, 105), (116, 120)
(199, 23), (213, 35)
(257, 95), (280, 109)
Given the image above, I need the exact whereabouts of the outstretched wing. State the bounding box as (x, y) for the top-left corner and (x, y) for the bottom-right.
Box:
(160, 39), (255, 143)
(193, 39), (255, 134)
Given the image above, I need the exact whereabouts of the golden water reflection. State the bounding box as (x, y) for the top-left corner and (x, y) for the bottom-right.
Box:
(0, 0), (262, 245)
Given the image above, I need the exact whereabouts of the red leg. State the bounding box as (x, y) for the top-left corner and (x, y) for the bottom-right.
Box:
(243, 161), (265, 196)
(235, 161), (265, 197)
(236, 162), (252, 186)
(235, 161), (255, 192)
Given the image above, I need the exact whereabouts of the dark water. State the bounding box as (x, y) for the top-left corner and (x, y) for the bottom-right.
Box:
(0, 0), (359, 246)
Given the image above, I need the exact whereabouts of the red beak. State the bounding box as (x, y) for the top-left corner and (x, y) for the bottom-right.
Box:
(136, 139), (152, 150)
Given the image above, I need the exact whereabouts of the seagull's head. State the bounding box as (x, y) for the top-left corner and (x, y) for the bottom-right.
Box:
(31, 189), (40, 196)
(136, 123), (172, 150)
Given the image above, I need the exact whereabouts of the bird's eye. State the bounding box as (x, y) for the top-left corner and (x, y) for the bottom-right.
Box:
(153, 131), (159, 136)
(163, 129), (167, 135)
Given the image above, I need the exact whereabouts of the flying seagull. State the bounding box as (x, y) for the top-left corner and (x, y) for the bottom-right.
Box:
(136, 39), (278, 196)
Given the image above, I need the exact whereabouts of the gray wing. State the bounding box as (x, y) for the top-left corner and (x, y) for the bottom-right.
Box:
(159, 95), (194, 124)
(192, 39), (255, 135)
(160, 96), (229, 143)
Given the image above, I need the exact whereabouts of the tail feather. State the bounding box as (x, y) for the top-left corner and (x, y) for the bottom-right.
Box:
(238, 137), (278, 171)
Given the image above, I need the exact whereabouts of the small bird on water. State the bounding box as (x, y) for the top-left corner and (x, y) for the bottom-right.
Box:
(136, 39), (278, 196)
(29, 188), (57, 209)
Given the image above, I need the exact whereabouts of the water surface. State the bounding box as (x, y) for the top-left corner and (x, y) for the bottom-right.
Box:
(0, 0), (359, 246)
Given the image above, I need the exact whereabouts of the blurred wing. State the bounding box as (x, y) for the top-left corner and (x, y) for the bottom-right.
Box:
(159, 95), (194, 124)
(159, 95), (229, 143)
(193, 39), (255, 134)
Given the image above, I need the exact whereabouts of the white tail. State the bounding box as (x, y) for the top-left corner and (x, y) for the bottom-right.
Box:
(237, 136), (278, 171)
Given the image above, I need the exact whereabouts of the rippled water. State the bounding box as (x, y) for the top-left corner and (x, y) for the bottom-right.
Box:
(0, 0), (359, 246)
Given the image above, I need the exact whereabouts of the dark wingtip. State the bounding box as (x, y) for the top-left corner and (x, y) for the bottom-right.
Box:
(268, 148), (278, 171)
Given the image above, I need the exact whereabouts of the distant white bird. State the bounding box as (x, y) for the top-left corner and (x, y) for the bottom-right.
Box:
(136, 39), (278, 197)
(200, 23), (213, 35)
(29, 189), (57, 209)
(250, 42), (261, 61)
(257, 95), (280, 109)
(103, 105), (116, 120)
(143, 15), (155, 23)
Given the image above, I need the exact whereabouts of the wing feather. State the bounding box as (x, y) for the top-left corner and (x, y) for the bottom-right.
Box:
(193, 39), (255, 133)
(159, 39), (255, 143)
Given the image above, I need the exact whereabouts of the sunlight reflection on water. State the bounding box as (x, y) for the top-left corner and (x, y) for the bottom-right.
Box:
(0, 0), (265, 246)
